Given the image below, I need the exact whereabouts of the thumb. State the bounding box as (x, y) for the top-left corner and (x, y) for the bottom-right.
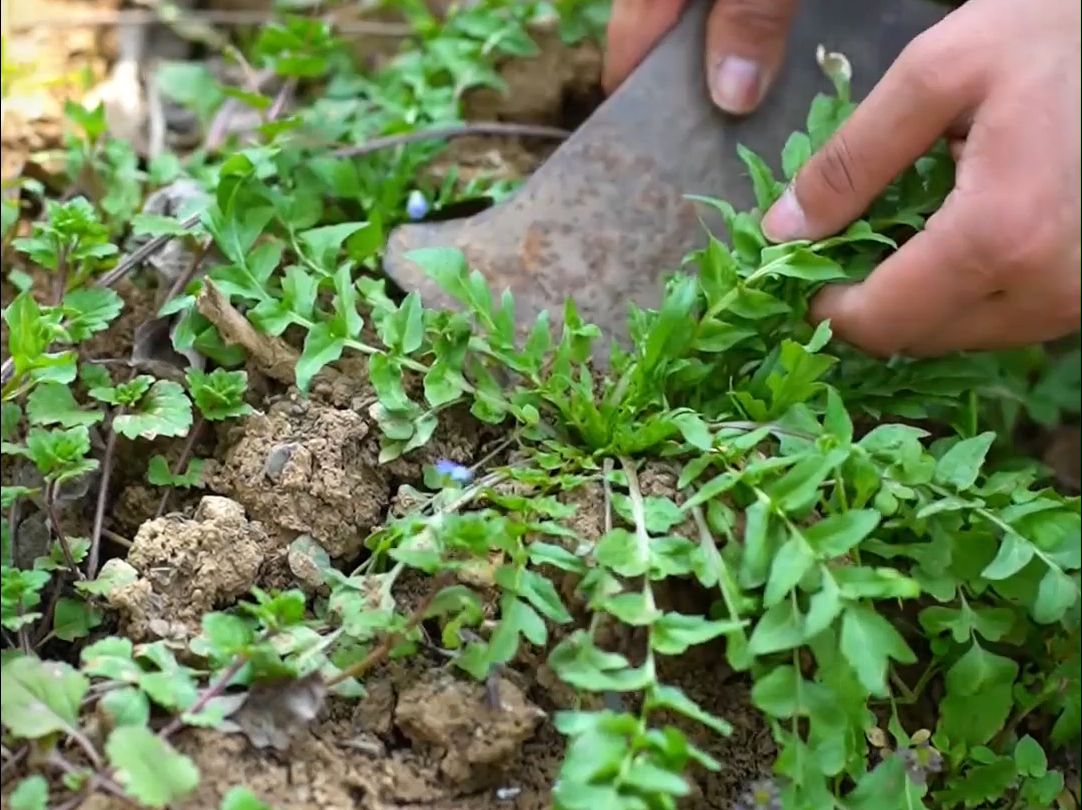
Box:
(761, 35), (976, 242)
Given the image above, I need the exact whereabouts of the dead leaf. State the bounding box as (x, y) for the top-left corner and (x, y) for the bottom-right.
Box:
(230, 672), (327, 751)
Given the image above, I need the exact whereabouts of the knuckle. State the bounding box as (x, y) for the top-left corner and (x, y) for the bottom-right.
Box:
(895, 32), (955, 103)
(968, 210), (1059, 279)
(718, 0), (794, 36)
(807, 133), (861, 199)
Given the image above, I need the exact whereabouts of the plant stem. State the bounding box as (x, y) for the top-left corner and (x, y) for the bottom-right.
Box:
(158, 654), (246, 740)
(53, 245), (68, 305)
(97, 212), (202, 288)
(327, 570), (454, 686)
(47, 752), (129, 804)
(618, 456), (651, 571)
(88, 409), (122, 579)
(602, 457), (613, 535)
(155, 416), (204, 518)
(44, 481), (84, 580)
(266, 78), (296, 123)
(163, 237), (212, 303)
(32, 577), (64, 648)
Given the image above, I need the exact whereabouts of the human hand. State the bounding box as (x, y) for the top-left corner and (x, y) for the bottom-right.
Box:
(602, 0), (799, 115)
(760, 0), (1081, 357)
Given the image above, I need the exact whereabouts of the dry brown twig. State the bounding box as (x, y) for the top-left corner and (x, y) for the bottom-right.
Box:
(195, 279), (343, 387)
(330, 121), (571, 160)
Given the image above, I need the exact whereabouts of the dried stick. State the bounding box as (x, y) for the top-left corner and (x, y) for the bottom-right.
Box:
(154, 416), (204, 518)
(330, 121), (571, 160)
(195, 280), (303, 385)
(87, 413), (121, 579)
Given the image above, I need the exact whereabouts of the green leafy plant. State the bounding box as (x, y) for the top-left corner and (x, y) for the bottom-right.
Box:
(1, 6), (1077, 810)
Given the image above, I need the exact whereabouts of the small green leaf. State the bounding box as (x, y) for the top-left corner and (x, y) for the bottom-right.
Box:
(0, 656), (88, 740)
(763, 536), (814, 605)
(981, 533), (1035, 580)
(186, 369), (253, 421)
(804, 509), (880, 558)
(839, 604), (916, 696)
(106, 725), (200, 807)
(748, 600), (804, 656)
(10, 775), (48, 810)
(221, 787), (274, 810)
(113, 381), (193, 440)
(650, 612), (744, 655)
(52, 596), (103, 641)
(147, 455), (204, 488)
(26, 382), (103, 427)
(296, 321), (344, 393)
(933, 432), (995, 490)
(1032, 567), (1078, 624)
(100, 687), (151, 727)
(1013, 735), (1047, 777)
(649, 683), (731, 735)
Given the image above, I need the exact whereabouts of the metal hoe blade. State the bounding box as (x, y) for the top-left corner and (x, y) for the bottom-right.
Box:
(383, 0), (947, 348)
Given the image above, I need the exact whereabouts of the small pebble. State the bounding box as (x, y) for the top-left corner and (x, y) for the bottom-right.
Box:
(495, 786), (521, 801)
(406, 189), (429, 220)
(263, 443), (297, 481)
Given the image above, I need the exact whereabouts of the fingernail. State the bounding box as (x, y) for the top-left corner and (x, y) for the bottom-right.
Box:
(761, 185), (808, 242)
(711, 56), (762, 114)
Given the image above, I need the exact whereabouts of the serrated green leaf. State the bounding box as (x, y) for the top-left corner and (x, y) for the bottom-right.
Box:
(106, 725), (200, 807)
(26, 382), (103, 427)
(113, 381), (193, 440)
(52, 596), (102, 641)
(101, 686), (151, 727)
(0, 656), (88, 739)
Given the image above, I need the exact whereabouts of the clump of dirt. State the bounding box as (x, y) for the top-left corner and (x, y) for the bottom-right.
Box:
(394, 673), (547, 788)
(205, 395), (481, 559)
(465, 24), (602, 129)
(105, 495), (271, 642)
(205, 398), (391, 559)
(424, 22), (603, 189)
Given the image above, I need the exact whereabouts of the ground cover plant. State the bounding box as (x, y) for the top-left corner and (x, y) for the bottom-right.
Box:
(1, 2), (1079, 809)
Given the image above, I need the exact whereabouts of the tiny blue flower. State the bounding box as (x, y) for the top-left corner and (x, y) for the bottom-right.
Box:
(435, 458), (473, 484)
(406, 190), (429, 221)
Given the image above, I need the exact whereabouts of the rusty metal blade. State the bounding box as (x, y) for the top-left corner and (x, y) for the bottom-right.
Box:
(383, 0), (948, 347)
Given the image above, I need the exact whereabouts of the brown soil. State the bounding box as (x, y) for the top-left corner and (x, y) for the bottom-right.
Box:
(0, 15), (777, 810)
